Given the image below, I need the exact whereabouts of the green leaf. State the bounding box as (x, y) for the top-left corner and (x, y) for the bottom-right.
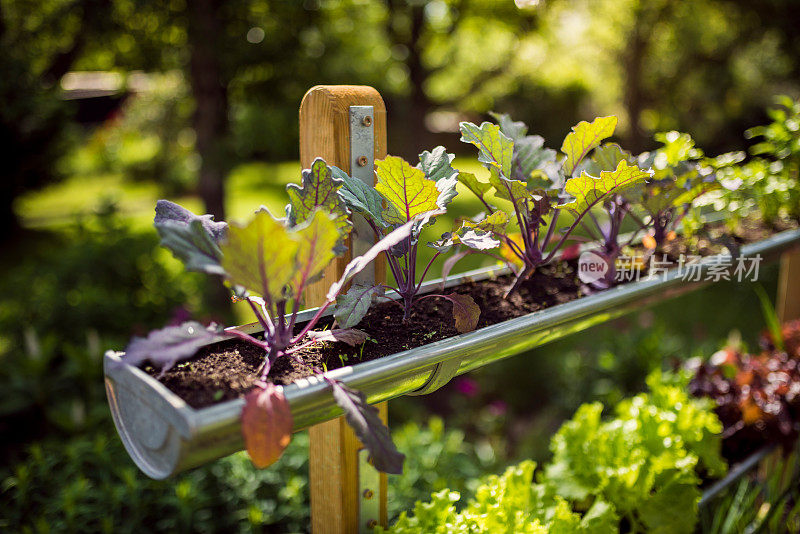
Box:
(220, 209), (299, 302)
(154, 200), (227, 275)
(489, 168), (534, 203)
(561, 116), (618, 176)
(464, 210), (510, 234)
(286, 158), (352, 248)
(335, 284), (384, 328)
(290, 209), (342, 295)
(335, 165), (389, 228)
(418, 146), (459, 209)
(561, 161), (651, 214)
(375, 156), (444, 224)
(584, 143), (633, 174)
(638, 469), (700, 534)
(329, 379), (405, 474)
(654, 131), (703, 166)
(580, 500), (619, 534)
(459, 121), (514, 178)
(491, 112), (558, 183)
(458, 171), (492, 204)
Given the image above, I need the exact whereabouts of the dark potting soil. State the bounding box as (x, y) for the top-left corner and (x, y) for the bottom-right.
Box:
(149, 216), (798, 409)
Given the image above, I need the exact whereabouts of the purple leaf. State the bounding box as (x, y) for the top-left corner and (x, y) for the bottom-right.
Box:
(334, 284), (385, 328)
(326, 215), (428, 301)
(328, 379), (405, 474)
(123, 321), (217, 373)
(154, 200), (228, 275)
(307, 328), (369, 347)
(444, 293), (480, 333)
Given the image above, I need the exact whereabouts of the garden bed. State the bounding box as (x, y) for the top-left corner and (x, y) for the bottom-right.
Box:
(104, 223), (800, 479)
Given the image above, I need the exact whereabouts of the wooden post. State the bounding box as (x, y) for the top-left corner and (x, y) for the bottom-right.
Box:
(777, 248), (800, 323)
(299, 86), (389, 533)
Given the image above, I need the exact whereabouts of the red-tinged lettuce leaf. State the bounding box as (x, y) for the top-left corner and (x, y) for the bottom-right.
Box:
(335, 284), (384, 328)
(154, 200), (227, 275)
(123, 321), (218, 372)
(286, 158), (352, 252)
(444, 293), (480, 333)
(328, 379), (404, 474)
(459, 121), (514, 178)
(326, 216), (421, 301)
(307, 328), (369, 346)
(561, 116), (618, 176)
(241, 383), (293, 468)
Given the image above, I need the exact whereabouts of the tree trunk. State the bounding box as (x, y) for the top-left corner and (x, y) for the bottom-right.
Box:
(186, 0), (231, 319)
(187, 0), (228, 224)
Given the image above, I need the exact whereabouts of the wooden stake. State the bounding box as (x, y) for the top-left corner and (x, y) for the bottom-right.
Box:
(299, 85), (388, 533)
(777, 248), (800, 322)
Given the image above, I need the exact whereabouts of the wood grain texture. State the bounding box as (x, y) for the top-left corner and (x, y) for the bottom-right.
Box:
(778, 248), (800, 322)
(299, 85), (387, 306)
(309, 402), (388, 533)
(300, 86), (388, 533)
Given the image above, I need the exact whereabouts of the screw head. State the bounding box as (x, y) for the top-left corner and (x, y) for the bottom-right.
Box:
(362, 116), (372, 127)
(357, 155), (369, 167)
(367, 519), (378, 529)
(363, 489), (374, 499)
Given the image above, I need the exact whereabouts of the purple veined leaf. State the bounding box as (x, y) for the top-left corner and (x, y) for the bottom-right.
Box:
(326, 213), (440, 302)
(442, 293), (480, 333)
(334, 284), (385, 328)
(307, 328), (369, 347)
(328, 378), (405, 474)
(241, 383), (293, 468)
(122, 321), (218, 374)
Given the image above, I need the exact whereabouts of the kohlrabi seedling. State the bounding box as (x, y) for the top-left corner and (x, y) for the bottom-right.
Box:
(121, 158), (411, 474)
(335, 147), (480, 333)
(455, 114), (651, 294)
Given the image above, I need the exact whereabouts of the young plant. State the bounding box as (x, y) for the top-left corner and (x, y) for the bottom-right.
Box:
(335, 147), (480, 332)
(455, 114), (651, 294)
(628, 131), (742, 254)
(121, 158), (412, 474)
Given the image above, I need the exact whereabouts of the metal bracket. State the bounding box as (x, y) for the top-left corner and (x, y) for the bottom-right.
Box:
(358, 447), (381, 532)
(349, 105), (375, 287)
(406, 357), (463, 396)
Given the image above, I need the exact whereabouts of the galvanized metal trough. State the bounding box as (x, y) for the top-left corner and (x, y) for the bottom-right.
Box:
(104, 227), (800, 480)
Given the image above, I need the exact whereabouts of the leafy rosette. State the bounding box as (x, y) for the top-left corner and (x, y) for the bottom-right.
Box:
(457, 114), (651, 293)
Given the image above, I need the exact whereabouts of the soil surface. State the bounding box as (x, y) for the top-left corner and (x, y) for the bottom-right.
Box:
(148, 216), (798, 409)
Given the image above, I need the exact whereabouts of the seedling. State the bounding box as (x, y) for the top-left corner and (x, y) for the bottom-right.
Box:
(120, 159), (412, 474)
(336, 147), (480, 332)
(456, 114), (651, 294)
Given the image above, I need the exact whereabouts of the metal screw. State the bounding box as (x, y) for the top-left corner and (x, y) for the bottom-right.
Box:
(363, 489), (374, 499)
(367, 519), (378, 529)
(362, 116), (372, 127)
(357, 155), (369, 167)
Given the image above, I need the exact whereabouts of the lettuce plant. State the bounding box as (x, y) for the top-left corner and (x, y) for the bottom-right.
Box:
(628, 131), (742, 253)
(121, 158), (411, 473)
(336, 148), (479, 332)
(455, 114), (651, 294)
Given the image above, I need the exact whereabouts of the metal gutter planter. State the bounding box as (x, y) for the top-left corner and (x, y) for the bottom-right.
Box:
(104, 227), (800, 480)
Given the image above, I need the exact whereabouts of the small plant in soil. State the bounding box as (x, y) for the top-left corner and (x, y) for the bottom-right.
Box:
(453, 113), (651, 294)
(627, 131), (742, 254)
(120, 158), (413, 473)
(335, 147), (480, 332)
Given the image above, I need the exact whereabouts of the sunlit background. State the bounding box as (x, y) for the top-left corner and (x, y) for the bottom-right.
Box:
(2, 0), (799, 531)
